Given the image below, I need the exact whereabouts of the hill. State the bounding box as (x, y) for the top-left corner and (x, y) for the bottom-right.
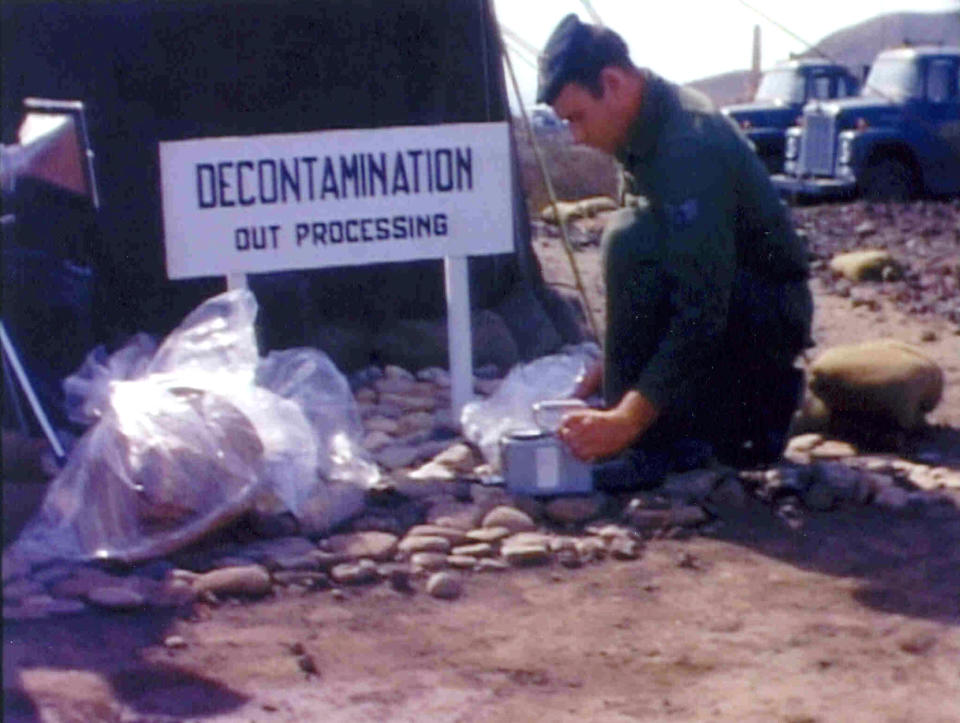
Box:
(686, 10), (960, 107)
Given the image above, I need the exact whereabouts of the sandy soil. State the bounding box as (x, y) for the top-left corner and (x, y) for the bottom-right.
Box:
(4, 202), (960, 723)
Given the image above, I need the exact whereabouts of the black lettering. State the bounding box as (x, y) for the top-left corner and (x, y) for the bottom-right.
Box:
(269, 224), (281, 249)
(407, 149), (423, 193)
(392, 216), (408, 239)
(197, 164), (217, 208)
(235, 227), (250, 250)
(237, 161), (256, 206)
(321, 157), (339, 199)
(279, 159), (301, 203)
(258, 160), (278, 204)
(361, 218), (373, 241)
(340, 155), (360, 198)
(416, 215), (431, 237)
(376, 218), (390, 239)
(301, 156), (318, 200)
(313, 222), (326, 245)
(218, 161), (236, 207)
(368, 153), (387, 196)
(434, 213), (448, 235)
(456, 147), (473, 190)
(391, 152), (410, 194)
(252, 226), (267, 250)
(295, 223), (309, 246)
(435, 149), (453, 192)
(329, 220), (343, 243)
(346, 219), (359, 242)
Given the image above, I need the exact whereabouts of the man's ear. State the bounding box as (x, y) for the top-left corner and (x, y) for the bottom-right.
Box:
(599, 66), (626, 102)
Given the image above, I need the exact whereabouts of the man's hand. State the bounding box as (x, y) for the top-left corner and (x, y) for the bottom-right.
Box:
(558, 391), (660, 461)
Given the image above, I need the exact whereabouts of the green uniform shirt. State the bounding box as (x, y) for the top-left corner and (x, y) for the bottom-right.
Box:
(605, 70), (811, 412)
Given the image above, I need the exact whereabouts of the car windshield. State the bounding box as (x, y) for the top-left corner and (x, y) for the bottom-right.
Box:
(863, 58), (921, 100)
(754, 69), (805, 103)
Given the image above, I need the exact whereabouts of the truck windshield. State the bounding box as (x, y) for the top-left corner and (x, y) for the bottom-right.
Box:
(863, 58), (921, 100)
(754, 69), (806, 103)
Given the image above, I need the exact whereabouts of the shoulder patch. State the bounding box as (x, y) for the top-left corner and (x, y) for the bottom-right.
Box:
(663, 198), (699, 231)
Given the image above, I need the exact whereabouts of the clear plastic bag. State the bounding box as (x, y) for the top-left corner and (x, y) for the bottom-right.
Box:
(460, 343), (600, 470)
(11, 289), (374, 566)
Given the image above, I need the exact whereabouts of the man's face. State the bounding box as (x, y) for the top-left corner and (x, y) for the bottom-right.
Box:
(552, 81), (624, 154)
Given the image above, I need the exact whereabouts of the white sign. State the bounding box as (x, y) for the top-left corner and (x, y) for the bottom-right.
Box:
(159, 122), (513, 279)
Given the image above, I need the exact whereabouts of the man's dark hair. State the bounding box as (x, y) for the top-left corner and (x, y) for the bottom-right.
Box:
(537, 15), (633, 104)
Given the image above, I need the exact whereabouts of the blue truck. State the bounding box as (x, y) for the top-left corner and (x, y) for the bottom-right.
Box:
(773, 46), (960, 201)
(722, 59), (862, 173)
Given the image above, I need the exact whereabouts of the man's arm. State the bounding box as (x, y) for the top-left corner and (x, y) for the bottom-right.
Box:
(559, 390), (659, 461)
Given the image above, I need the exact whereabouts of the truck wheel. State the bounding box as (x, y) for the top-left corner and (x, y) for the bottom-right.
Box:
(860, 157), (917, 201)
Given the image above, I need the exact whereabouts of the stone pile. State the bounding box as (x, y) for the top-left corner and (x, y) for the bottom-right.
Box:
(4, 363), (959, 622)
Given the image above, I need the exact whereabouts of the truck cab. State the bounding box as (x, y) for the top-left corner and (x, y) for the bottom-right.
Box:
(722, 59), (861, 173)
(774, 46), (960, 200)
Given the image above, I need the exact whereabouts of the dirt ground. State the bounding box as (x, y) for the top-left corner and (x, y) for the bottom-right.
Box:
(4, 202), (960, 722)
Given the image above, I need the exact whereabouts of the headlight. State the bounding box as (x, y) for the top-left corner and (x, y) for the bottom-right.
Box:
(785, 135), (799, 160)
(838, 136), (852, 165)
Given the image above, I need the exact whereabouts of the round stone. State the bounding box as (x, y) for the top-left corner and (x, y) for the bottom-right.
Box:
(544, 496), (604, 524)
(426, 572), (462, 600)
(481, 506), (536, 534)
(398, 536), (452, 555)
(86, 586), (147, 610)
(192, 565), (272, 598)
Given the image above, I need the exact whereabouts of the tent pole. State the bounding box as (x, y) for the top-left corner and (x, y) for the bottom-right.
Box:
(500, 41), (600, 341)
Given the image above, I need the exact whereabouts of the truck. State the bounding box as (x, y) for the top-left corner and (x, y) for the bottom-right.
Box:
(721, 59), (862, 173)
(773, 46), (960, 201)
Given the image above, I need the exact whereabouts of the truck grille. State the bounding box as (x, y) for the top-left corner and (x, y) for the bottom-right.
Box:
(799, 113), (835, 176)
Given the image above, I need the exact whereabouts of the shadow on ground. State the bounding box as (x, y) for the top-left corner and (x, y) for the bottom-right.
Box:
(3, 608), (249, 722)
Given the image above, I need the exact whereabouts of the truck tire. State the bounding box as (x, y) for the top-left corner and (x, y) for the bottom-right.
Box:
(860, 156), (917, 201)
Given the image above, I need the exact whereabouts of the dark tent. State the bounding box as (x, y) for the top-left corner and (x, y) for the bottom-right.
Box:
(2, 0), (582, 393)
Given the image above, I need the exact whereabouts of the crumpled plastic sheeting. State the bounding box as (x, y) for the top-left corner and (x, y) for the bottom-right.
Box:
(10, 289), (376, 566)
(460, 343), (600, 470)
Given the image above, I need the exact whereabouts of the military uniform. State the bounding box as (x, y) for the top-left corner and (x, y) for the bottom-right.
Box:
(538, 15), (812, 474)
(603, 70), (812, 466)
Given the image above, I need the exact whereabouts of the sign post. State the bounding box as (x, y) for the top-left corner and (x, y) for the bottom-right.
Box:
(159, 121), (513, 423)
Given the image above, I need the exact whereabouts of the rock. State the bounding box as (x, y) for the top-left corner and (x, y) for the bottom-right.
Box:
(786, 433), (825, 455)
(362, 431), (393, 452)
(410, 552), (449, 572)
(324, 532), (399, 562)
(21, 595), (87, 617)
(874, 485), (910, 510)
(398, 535), (452, 555)
(384, 364), (415, 381)
(192, 565), (272, 598)
(475, 558), (510, 573)
(380, 393), (436, 414)
(482, 506), (536, 534)
(239, 537), (317, 567)
(451, 543), (494, 557)
(164, 635), (188, 649)
(609, 538), (643, 560)
(801, 480), (838, 511)
(426, 572), (463, 599)
(501, 539), (551, 566)
(557, 549), (583, 568)
(706, 478), (748, 510)
(3, 577), (47, 603)
(374, 376), (417, 395)
(575, 537), (607, 562)
(813, 462), (867, 503)
(829, 249), (901, 281)
(87, 586), (148, 610)
(809, 440), (858, 459)
(429, 443), (481, 474)
(405, 525), (470, 545)
(272, 571), (331, 589)
(354, 387), (377, 404)
(447, 555), (478, 569)
(627, 505), (708, 530)
(428, 502), (484, 530)
(417, 367), (451, 386)
(466, 526), (511, 543)
(375, 444), (420, 470)
(330, 560), (379, 585)
(661, 469), (721, 502)
(544, 495), (604, 524)
(365, 416), (401, 435)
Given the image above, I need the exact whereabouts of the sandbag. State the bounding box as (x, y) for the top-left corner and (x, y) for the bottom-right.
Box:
(576, 195), (618, 218)
(828, 250), (903, 282)
(540, 200), (583, 226)
(809, 339), (943, 429)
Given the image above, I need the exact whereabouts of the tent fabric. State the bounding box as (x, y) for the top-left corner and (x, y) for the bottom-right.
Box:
(2, 0), (579, 360)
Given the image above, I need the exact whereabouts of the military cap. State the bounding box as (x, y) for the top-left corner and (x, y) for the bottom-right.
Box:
(536, 14), (590, 105)
(536, 14), (631, 105)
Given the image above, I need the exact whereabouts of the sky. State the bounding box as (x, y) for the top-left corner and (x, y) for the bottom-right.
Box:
(493, 0), (960, 108)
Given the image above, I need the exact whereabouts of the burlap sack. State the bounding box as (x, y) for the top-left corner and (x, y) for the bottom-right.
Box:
(809, 339), (943, 429)
(828, 250), (903, 282)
